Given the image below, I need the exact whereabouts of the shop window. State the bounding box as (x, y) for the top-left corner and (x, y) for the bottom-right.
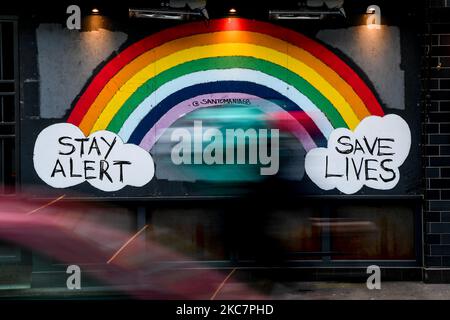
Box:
(329, 204), (416, 260)
(0, 18), (19, 264)
(0, 19), (18, 195)
(143, 199), (420, 266)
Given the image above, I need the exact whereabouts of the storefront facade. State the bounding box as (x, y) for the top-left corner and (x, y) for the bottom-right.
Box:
(0, 0), (449, 289)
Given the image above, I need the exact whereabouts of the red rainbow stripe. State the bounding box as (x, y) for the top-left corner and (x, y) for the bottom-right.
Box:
(67, 18), (383, 126)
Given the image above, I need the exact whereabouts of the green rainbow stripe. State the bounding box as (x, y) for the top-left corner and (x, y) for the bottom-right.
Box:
(105, 56), (347, 133)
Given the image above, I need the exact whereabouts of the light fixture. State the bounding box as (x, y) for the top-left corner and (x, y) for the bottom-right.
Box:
(129, 1), (209, 21)
(270, 0), (346, 21)
(229, 8), (237, 14)
(91, 8), (100, 14)
(269, 9), (344, 20)
(366, 5), (381, 29)
(129, 8), (202, 20)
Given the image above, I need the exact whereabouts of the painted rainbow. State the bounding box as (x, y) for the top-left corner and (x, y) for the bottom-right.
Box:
(67, 18), (384, 152)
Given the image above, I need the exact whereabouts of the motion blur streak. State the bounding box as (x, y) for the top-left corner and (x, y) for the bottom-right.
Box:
(26, 194), (66, 215)
(107, 224), (149, 264)
(210, 268), (236, 300)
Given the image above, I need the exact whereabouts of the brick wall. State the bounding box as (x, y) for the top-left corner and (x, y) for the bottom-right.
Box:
(424, 0), (450, 281)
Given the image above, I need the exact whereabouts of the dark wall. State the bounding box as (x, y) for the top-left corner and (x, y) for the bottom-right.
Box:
(1, 0), (440, 278)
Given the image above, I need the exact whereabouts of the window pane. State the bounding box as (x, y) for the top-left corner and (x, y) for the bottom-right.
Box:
(150, 208), (228, 261)
(330, 204), (416, 260)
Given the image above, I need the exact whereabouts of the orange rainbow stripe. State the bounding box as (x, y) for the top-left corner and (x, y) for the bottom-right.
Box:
(67, 18), (384, 152)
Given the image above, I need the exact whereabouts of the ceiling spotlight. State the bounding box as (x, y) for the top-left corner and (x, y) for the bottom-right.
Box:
(91, 8), (100, 14)
(366, 5), (381, 29)
(229, 8), (237, 14)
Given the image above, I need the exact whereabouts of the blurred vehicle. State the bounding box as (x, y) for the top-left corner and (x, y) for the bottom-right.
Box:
(0, 195), (264, 299)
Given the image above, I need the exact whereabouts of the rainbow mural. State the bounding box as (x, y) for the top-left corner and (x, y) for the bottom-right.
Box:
(66, 18), (384, 153)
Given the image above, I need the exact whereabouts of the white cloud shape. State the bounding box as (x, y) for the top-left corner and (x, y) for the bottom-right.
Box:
(305, 114), (411, 194)
(33, 123), (155, 192)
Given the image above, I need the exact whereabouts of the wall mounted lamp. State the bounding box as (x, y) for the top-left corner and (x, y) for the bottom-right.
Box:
(366, 5), (381, 29)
